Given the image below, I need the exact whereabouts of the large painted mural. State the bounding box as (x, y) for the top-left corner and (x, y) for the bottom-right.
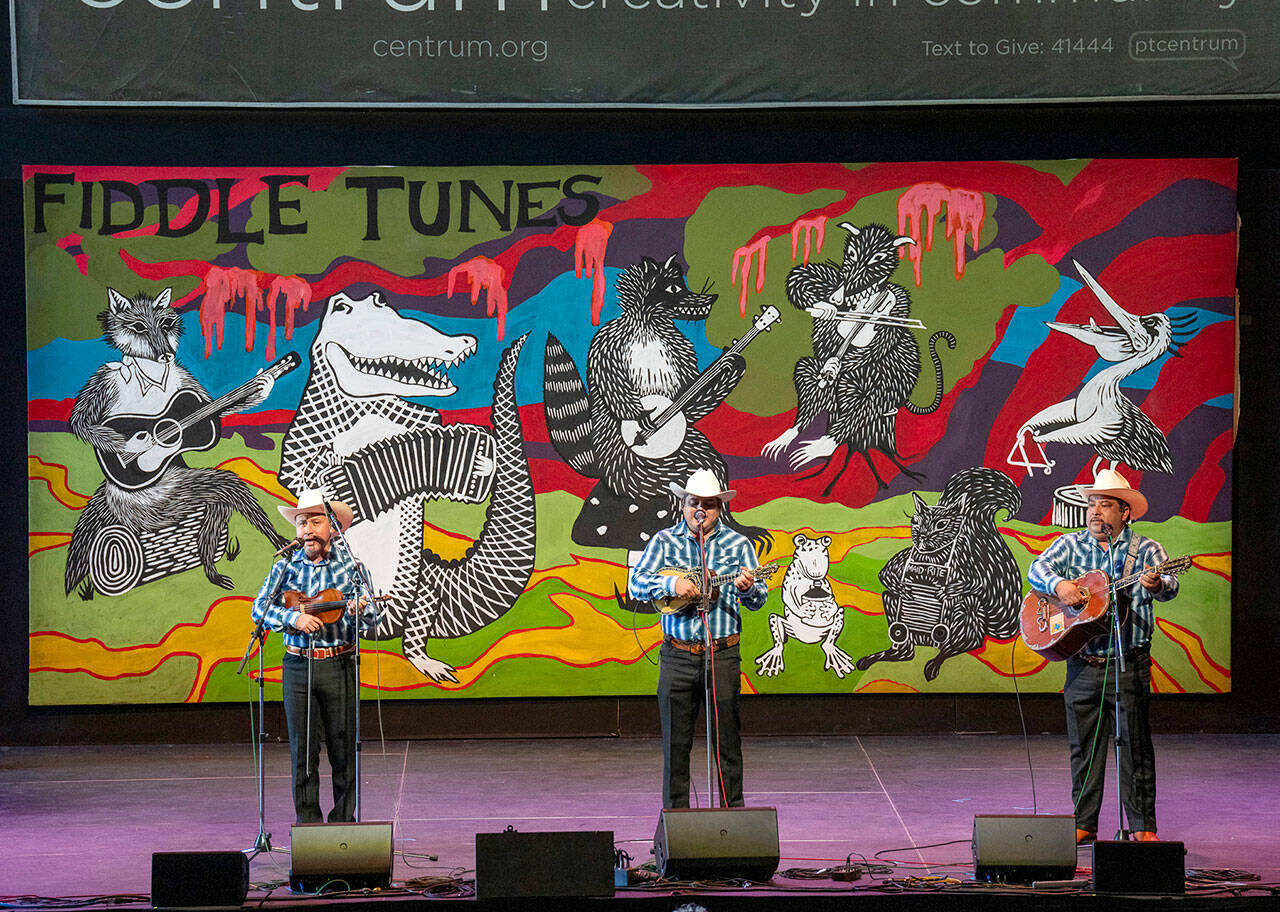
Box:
(25, 161), (1235, 704)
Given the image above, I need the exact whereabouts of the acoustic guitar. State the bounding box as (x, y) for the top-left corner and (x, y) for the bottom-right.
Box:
(96, 351), (301, 490)
(1019, 556), (1192, 661)
(655, 561), (780, 614)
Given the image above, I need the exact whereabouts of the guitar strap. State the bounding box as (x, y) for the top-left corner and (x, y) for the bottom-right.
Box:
(1116, 531), (1142, 616)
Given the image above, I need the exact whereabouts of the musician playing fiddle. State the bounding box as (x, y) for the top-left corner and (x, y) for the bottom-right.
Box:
(1026, 469), (1178, 846)
(251, 489), (377, 824)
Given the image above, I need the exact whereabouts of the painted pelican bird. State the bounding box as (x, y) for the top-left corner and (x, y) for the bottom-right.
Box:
(1009, 259), (1192, 477)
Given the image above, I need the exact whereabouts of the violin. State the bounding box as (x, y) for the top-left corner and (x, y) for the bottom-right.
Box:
(282, 588), (352, 626)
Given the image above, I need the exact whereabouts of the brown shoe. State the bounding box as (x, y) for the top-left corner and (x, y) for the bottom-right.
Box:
(1076, 828), (1097, 845)
(1133, 831), (1160, 842)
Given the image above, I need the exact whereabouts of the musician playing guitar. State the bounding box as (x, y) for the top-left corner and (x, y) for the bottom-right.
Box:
(1027, 469), (1179, 847)
(628, 470), (768, 810)
(251, 490), (377, 824)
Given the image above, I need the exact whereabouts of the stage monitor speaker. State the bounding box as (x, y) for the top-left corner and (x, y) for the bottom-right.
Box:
(151, 851), (249, 909)
(972, 814), (1076, 884)
(474, 829), (615, 900)
(289, 821), (394, 893)
(1092, 840), (1186, 894)
(653, 807), (780, 882)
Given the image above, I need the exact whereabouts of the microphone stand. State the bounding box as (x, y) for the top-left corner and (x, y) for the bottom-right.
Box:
(1105, 525), (1129, 841)
(323, 500), (378, 823)
(694, 510), (716, 807)
(236, 613), (274, 859)
(236, 544), (297, 860)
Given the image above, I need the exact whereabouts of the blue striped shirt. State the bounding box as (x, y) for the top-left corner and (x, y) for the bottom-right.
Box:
(629, 519), (767, 640)
(251, 544), (377, 651)
(1027, 525), (1178, 657)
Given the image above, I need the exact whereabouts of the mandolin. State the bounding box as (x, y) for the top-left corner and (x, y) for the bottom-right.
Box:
(1019, 556), (1192, 661)
(655, 561), (780, 614)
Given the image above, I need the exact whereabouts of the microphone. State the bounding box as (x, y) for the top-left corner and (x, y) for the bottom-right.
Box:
(1102, 522), (1114, 536)
(274, 536), (304, 557)
(694, 509), (707, 524)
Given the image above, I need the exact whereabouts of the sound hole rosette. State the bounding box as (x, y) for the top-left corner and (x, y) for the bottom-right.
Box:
(89, 524), (144, 596)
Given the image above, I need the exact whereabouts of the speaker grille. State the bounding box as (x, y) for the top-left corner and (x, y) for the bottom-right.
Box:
(475, 830), (615, 900)
(151, 851), (249, 909)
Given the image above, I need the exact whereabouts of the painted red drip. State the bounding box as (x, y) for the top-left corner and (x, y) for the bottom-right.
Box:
(790, 216), (827, 266)
(574, 218), (613, 325)
(731, 236), (769, 317)
(448, 256), (509, 339)
(201, 266), (261, 358)
(265, 274), (313, 361)
(897, 182), (985, 287)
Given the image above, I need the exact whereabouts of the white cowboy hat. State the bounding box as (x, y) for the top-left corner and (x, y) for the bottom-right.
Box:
(669, 469), (736, 504)
(1077, 468), (1148, 520)
(277, 489), (355, 531)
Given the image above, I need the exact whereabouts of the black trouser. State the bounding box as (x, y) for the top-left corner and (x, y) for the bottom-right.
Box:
(282, 652), (357, 824)
(1063, 650), (1157, 834)
(657, 642), (744, 809)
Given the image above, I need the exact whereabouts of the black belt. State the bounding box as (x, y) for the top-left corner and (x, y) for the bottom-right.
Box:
(664, 634), (739, 655)
(1076, 647), (1148, 668)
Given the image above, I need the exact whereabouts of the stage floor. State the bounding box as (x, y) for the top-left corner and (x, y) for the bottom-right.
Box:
(2, 733), (1277, 904)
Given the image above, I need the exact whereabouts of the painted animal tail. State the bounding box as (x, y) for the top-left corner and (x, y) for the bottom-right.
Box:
(938, 466), (1022, 523)
(543, 333), (599, 477)
(410, 333), (536, 641)
(903, 330), (957, 415)
(63, 486), (112, 594)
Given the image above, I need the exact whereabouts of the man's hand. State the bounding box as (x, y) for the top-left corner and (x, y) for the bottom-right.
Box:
(734, 566), (756, 592)
(1139, 571), (1164, 593)
(293, 611), (323, 634)
(673, 577), (701, 600)
(1054, 580), (1088, 607)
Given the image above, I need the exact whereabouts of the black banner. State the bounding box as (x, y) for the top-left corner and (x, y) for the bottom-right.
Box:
(11, 0), (1279, 107)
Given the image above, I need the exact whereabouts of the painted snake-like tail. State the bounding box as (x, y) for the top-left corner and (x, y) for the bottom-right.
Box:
(401, 333), (536, 672)
(903, 330), (957, 415)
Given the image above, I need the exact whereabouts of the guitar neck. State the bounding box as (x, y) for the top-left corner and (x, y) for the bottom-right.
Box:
(681, 561), (777, 589)
(652, 324), (767, 427)
(175, 357), (297, 431)
(1110, 559), (1183, 590)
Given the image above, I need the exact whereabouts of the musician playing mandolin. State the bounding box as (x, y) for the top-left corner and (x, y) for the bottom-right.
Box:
(628, 470), (768, 809)
(1027, 469), (1178, 846)
(251, 490), (377, 824)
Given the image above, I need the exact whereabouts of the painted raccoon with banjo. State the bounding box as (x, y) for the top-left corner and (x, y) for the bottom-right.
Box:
(1025, 468), (1187, 845)
(544, 254), (776, 557)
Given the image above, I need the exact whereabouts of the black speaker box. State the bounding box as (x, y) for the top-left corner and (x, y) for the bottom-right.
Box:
(289, 821), (394, 893)
(972, 814), (1076, 884)
(653, 807), (780, 882)
(474, 829), (615, 900)
(151, 851), (249, 909)
(1092, 840), (1186, 894)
